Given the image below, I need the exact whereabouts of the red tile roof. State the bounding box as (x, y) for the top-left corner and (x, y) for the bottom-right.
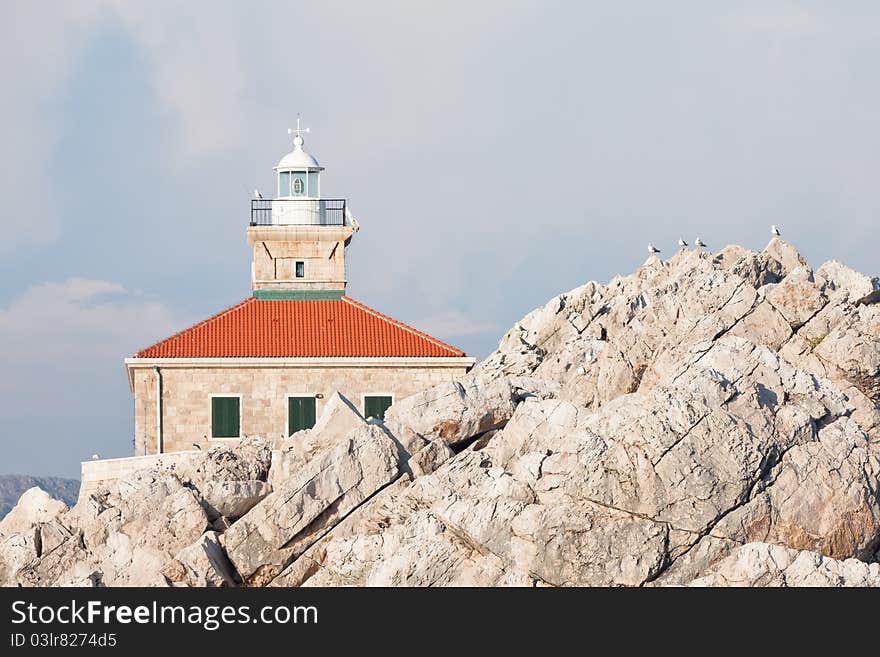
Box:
(133, 296), (466, 358)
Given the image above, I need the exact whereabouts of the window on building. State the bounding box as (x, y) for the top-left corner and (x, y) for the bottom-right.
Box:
(295, 261), (305, 278)
(211, 397), (240, 438)
(364, 395), (393, 421)
(288, 396), (317, 435)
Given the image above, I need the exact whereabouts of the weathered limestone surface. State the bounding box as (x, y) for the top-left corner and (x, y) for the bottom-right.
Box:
(686, 542), (880, 587)
(161, 531), (238, 587)
(270, 392), (368, 490)
(5, 238), (880, 587)
(0, 487), (68, 536)
(225, 425), (401, 587)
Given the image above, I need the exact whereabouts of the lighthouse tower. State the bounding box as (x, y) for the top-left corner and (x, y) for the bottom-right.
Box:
(247, 118), (357, 300)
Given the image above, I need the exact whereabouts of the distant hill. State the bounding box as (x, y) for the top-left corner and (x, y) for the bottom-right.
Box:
(0, 475), (80, 520)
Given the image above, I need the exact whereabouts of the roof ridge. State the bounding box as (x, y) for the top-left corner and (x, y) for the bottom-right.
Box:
(133, 297), (254, 357)
(341, 296), (465, 357)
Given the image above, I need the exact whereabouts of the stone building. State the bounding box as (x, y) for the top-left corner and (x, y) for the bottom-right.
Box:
(124, 122), (474, 455)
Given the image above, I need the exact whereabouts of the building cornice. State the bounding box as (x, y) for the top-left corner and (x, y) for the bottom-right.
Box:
(123, 356), (476, 390)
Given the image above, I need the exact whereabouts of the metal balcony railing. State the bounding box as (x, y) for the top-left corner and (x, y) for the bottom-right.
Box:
(250, 199), (347, 226)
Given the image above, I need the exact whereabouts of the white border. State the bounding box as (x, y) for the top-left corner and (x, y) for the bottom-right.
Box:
(361, 392), (395, 420)
(286, 394), (317, 437)
(124, 357), (475, 390)
(209, 394), (242, 440)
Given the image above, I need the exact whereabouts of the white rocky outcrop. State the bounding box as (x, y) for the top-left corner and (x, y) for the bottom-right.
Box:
(686, 542), (880, 587)
(3, 238), (879, 587)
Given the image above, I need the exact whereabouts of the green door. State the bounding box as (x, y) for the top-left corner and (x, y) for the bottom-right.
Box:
(288, 396), (317, 435)
(364, 395), (393, 421)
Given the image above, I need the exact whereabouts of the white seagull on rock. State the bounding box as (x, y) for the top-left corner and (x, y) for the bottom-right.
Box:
(771, 224), (781, 236)
(694, 237), (706, 248)
(648, 242), (661, 255)
(678, 238), (688, 248)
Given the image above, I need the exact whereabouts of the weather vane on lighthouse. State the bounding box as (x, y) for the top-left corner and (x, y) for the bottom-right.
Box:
(288, 114), (310, 145)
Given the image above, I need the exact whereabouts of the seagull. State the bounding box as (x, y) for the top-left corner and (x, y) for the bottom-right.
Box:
(648, 242), (661, 255)
(771, 224), (781, 236)
(678, 238), (688, 248)
(192, 443), (202, 451)
(91, 453), (101, 460)
(254, 189), (263, 199)
(694, 237), (707, 248)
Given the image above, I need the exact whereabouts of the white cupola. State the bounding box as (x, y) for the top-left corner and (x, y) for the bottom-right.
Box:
(275, 116), (323, 199)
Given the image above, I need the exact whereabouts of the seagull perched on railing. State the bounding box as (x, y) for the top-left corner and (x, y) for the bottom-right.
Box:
(771, 224), (781, 236)
(678, 238), (688, 248)
(254, 189), (263, 199)
(91, 453), (101, 460)
(648, 242), (661, 255)
(694, 237), (707, 248)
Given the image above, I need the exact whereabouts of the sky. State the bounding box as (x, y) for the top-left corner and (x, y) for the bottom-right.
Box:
(2, 1), (879, 478)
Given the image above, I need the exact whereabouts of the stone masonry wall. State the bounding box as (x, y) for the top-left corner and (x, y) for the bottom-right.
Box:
(131, 364), (470, 455)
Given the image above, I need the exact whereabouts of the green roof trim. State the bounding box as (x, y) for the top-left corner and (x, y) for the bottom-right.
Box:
(253, 289), (346, 301)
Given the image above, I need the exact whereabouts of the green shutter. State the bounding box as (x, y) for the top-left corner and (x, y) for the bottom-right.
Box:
(288, 396), (317, 435)
(364, 396), (393, 421)
(212, 397), (240, 438)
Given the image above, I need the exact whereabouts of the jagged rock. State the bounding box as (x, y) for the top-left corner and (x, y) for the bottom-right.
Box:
(383, 375), (523, 447)
(38, 519), (72, 555)
(13, 472), (210, 587)
(0, 528), (40, 584)
(270, 392), (368, 490)
(762, 266), (829, 329)
(225, 424), (401, 586)
(686, 542), (880, 587)
(812, 305), (880, 403)
(407, 440), (454, 478)
(816, 260), (880, 305)
(0, 487), (68, 536)
(266, 242), (880, 587)
(203, 437), (273, 483)
(161, 531), (238, 587)
(200, 480), (272, 521)
(8, 238), (880, 588)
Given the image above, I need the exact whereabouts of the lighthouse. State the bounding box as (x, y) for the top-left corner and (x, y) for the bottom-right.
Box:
(248, 117), (357, 299)
(121, 117), (474, 457)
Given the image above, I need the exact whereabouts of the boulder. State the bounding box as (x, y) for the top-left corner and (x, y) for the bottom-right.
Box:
(0, 487), (68, 536)
(225, 424), (401, 586)
(200, 480), (272, 521)
(161, 531), (238, 587)
(686, 542), (880, 587)
(407, 440), (454, 478)
(270, 392), (368, 489)
(383, 375), (525, 447)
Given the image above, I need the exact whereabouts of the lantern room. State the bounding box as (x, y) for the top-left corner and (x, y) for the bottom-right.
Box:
(275, 120), (324, 199)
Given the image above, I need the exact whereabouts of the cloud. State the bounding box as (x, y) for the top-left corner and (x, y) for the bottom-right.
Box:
(0, 3), (103, 252)
(108, 0), (249, 158)
(0, 278), (185, 363)
(412, 311), (499, 339)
